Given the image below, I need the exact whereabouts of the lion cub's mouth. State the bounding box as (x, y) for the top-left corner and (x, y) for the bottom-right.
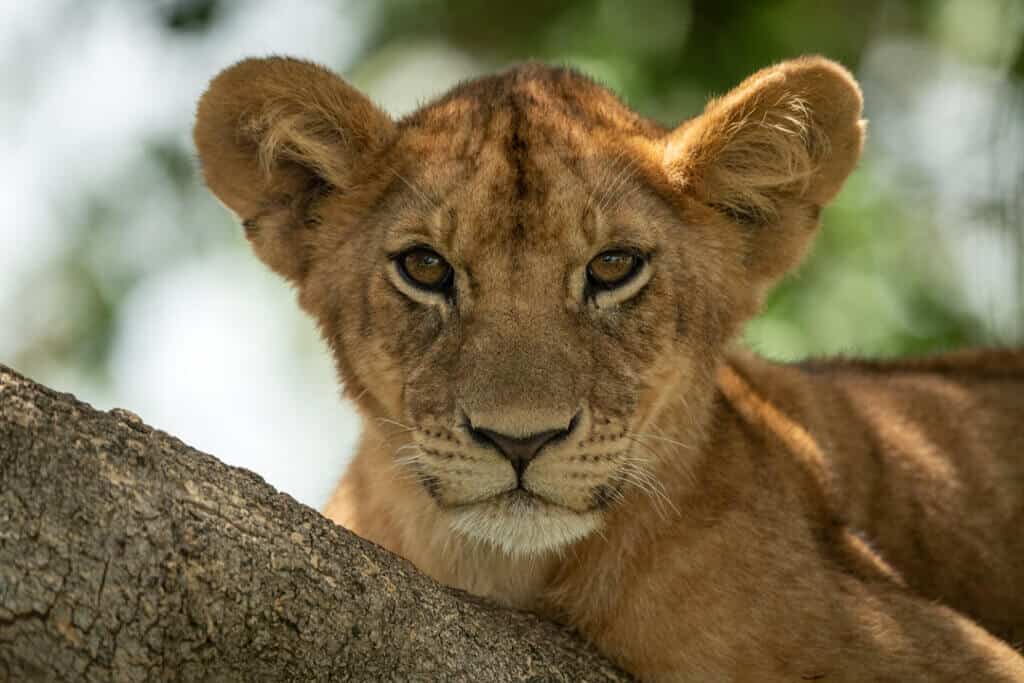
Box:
(446, 485), (565, 516)
(446, 486), (603, 556)
(476, 485), (556, 509)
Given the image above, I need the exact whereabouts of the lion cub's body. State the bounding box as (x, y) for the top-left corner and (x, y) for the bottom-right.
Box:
(196, 55), (1024, 680)
(328, 349), (1024, 681)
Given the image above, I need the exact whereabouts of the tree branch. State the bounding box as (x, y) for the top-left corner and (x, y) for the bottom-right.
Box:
(0, 365), (631, 682)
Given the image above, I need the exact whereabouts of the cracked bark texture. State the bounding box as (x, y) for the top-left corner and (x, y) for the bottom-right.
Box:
(0, 365), (632, 682)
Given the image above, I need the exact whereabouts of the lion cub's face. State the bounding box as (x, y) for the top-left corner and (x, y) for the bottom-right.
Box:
(319, 89), (705, 555)
(195, 58), (864, 555)
(350, 130), (697, 555)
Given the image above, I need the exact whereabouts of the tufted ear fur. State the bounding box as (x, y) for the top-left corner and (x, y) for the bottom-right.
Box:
(664, 56), (865, 286)
(194, 57), (394, 282)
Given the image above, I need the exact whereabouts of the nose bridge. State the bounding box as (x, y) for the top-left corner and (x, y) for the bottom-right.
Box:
(458, 309), (580, 436)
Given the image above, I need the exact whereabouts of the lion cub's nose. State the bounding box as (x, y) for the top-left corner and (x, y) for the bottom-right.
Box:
(469, 415), (577, 477)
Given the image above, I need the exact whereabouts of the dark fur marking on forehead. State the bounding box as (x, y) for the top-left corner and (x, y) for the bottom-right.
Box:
(395, 64), (672, 250)
(487, 69), (546, 243)
(398, 62), (664, 137)
(506, 97), (529, 201)
(449, 99), (496, 163)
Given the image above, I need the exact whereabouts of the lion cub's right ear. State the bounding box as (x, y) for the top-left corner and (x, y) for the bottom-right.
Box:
(194, 57), (394, 282)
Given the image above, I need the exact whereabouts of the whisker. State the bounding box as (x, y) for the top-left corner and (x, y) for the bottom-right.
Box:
(603, 180), (642, 213)
(613, 467), (671, 522)
(588, 152), (623, 216)
(370, 421), (418, 451)
(585, 150), (627, 217)
(630, 431), (694, 451)
(619, 437), (681, 520)
(375, 417), (414, 430)
(598, 155), (639, 213)
(390, 443), (432, 487)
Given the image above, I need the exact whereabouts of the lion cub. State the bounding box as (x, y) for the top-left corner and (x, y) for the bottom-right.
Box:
(195, 56), (1024, 681)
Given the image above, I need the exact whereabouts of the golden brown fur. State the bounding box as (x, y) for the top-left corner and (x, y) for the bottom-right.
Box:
(195, 55), (1024, 680)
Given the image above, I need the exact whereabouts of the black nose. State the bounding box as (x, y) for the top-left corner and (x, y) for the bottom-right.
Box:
(468, 414), (578, 477)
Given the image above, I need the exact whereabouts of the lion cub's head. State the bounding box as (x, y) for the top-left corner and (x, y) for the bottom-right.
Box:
(195, 56), (863, 555)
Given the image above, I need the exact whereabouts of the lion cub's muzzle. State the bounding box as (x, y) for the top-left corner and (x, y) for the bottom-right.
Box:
(411, 407), (617, 555)
(404, 404), (636, 514)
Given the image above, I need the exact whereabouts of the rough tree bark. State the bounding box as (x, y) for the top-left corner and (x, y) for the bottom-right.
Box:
(0, 365), (632, 682)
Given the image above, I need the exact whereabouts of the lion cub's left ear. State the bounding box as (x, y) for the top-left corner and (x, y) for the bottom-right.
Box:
(664, 56), (865, 284)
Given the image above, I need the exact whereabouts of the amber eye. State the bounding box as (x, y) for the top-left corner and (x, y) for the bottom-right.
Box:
(587, 250), (641, 288)
(398, 247), (453, 291)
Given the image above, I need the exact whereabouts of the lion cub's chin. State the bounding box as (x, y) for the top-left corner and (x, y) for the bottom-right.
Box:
(447, 491), (603, 557)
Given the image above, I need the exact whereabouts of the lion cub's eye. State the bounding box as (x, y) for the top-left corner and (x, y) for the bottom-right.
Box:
(587, 250), (641, 288)
(398, 247), (453, 291)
